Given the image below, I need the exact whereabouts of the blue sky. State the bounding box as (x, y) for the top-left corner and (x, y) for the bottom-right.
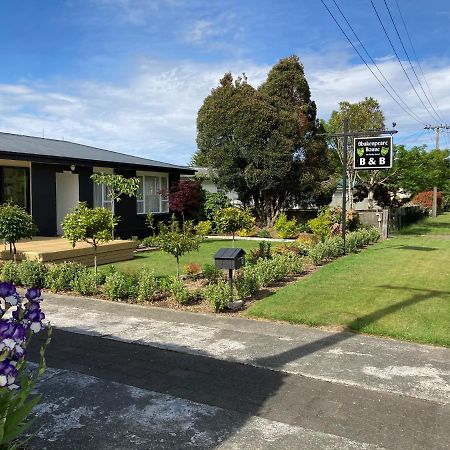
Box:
(1, 0), (450, 164)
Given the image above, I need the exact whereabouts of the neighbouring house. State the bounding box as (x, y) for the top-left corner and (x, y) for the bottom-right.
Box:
(181, 166), (240, 204)
(0, 132), (195, 238)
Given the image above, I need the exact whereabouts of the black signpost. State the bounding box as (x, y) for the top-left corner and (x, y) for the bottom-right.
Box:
(353, 136), (393, 170)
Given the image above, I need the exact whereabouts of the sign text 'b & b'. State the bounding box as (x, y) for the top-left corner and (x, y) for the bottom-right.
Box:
(353, 136), (393, 170)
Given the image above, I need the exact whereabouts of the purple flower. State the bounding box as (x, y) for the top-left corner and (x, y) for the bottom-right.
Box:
(25, 287), (42, 302)
(0, 282), (16, 298)
(0, 320), (27, 345)
(23, 302), (45, 333)
(0, 359), (19, 389)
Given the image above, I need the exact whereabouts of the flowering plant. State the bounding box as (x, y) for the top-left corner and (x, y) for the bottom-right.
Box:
(0, 282), (51, 448)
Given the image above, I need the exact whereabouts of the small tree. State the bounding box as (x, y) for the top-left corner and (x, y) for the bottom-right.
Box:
(168, 180), (205, 220)
(154, 215), (203, 278)
(91, 173), (140, 238)
(62, 203), (117, 273)
(0, 203), (35, 261)
(204, 192), (232, 223)
(214, 207), (254, 247)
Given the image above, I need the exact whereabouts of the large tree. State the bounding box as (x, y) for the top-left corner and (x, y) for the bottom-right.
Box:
(327, 97), (385, 209)
(195, 56), (334, 227)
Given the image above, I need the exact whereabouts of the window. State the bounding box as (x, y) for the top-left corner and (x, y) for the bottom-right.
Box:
(93, 182), (113, 212)
(93, 167), (114, 212)
(136, 175), (169, 214)
(0, 167), (30, 211)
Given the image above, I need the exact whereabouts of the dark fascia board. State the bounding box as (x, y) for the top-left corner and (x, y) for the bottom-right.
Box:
(0, 151), (196, 175)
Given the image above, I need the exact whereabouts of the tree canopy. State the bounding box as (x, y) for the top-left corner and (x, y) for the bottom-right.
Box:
(326, 97), (386, 209)
(195, 55), (335, 227)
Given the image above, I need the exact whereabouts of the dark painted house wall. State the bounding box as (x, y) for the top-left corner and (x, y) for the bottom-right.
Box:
(31, 163), (57, 236)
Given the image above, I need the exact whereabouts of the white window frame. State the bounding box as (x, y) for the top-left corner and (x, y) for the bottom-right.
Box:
(93, 167), (114, 213)
(136, 171), (169, 214)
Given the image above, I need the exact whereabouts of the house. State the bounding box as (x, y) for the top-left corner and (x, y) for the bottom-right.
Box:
(181, 166), (240, 204)
(0, 132), (195, 238)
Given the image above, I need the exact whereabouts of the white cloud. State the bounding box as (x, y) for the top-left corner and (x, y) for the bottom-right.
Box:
(2, 53), (450, 167)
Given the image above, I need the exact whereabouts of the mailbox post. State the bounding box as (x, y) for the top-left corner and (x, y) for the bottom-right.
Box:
(214, 248), (246, 301)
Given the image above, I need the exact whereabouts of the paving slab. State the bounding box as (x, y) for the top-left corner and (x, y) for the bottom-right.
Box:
(29, 366), (384, 450)
(42, 294), (450, 404)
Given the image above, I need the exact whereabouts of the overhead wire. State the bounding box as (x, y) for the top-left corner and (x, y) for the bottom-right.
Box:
(382, 0), (442, 123)
(319, 0), (427, 126)
(393, 0), (448, 124)
(330, 0), (425, 126)
(384, 0), (450, 148)
(370, 0), (440, 124)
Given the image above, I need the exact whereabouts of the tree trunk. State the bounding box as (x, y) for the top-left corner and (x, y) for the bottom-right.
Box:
(367, 188), (375, 210)
(13, 243), (16, 263)
(176, 256), (180, 279)
(93, 246), (98, 275)
(232, 232), (235, 248)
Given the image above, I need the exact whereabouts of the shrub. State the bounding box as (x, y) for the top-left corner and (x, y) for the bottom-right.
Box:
(171, 279), (191, 305)
(184, 262), (202, 279)
(368, 227), (381, 243)
(245, 254), (302, 287)
(71, 268), (99, 296)
(195, 220), (213, 236)
(411, 190), (442, 210)
(257, 228), (272, 238)
(325, 236), (345, 259)
(235, 271), (260, 299)
(345, 233), (358, 254)
(1, 260), (20, 285)
(202, 263), (221, 283)
(296, 233), (318, 248)
(158, 275), (175, 295)
(273, 243), (307, 256)
(17, 260), (48, 288)
(308, 208), (333, 241)
(136, 268), (159, 302)
(45, 262), (84, 293)
(103, 272), (138, 300)
(247, 241), (272, 265)
(309, 243), (327, 265)
(204, 192), (232, 223)
(237, 225), (256, 237)
(205, 281), (231, 312)
(141, 236), (159, 248)
(274, 213), (299, 239)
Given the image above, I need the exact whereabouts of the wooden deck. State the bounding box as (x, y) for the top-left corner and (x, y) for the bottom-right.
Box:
(0, 237), (137, 266)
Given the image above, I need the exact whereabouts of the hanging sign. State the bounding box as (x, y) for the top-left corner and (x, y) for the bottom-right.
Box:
(353, 136), (393, 170)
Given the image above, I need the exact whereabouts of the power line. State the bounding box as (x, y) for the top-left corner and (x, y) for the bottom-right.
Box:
(370, 0), (439, 123)
(393, 0), (447, 124)
(319, 0), (427, 126)
(383, 0), (442, 124)
(330, 0), (425, 126)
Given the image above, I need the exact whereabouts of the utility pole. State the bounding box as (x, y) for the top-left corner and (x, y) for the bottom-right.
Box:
(341, 113), (349, 247)
(424, 124), (450, 217)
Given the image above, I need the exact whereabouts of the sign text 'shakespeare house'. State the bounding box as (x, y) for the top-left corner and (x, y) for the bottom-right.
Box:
(353, 136), (393, 170)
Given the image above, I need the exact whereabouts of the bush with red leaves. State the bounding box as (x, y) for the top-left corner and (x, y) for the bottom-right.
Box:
(411, 190), (442, 209)
(168, 180), (205, 219)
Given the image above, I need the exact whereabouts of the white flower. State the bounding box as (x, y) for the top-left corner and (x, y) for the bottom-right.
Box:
(0, 375), (7, 387)
(29, 322), (42, 333)
(2, 338), (16, 350)
(8, 384), (19, 390)
(5, 295), (18, 306)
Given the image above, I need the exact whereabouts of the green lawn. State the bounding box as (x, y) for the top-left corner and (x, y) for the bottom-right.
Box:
(105, 239), (263, 277)
(247, 213), (450, 347)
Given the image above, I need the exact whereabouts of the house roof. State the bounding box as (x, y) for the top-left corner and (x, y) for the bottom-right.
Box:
(0, 132), (195, 174)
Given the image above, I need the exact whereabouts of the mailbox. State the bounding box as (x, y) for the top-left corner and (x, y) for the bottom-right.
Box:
(214, 248), (246, 270)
